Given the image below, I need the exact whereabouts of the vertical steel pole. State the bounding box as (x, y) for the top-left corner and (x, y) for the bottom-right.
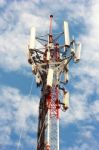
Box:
(49, 15), (53, 35)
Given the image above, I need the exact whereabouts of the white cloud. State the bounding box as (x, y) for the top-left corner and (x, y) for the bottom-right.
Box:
(0, 0), (6, 7)
(0, 86), (39, 148)
(61, 0), (99, 126)
(60, 93), (89, 125)
(0, 126), (12, 146)
(78, 0), (99, 70)
(90, 100), (99, 121)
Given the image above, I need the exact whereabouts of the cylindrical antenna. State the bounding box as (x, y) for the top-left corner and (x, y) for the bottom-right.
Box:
(49, 15), (53, 35)
(29, 27), (36, 50)
(64, 21), (70, 47)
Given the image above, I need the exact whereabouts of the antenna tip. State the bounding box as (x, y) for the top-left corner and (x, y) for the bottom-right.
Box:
(50, 15), (53, 18)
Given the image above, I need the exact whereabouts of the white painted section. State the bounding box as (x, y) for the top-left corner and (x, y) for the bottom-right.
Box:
(63, 92), (69, 108)
(57, 119), (59, 150)
(29, 27), (36, 49)
(47, 51), (50, 61)
(47, 68), (54, 87)
(76, 42), (81, 61)
(64, 21), (70, 46)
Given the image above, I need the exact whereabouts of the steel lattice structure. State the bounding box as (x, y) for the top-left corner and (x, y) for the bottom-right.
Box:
(28, 15), (81, 150)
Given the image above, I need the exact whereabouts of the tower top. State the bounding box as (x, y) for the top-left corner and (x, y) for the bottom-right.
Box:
(50, 15), (53, 18)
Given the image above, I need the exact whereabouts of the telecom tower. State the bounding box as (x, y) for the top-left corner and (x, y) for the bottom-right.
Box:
(28, 15), (81, 150)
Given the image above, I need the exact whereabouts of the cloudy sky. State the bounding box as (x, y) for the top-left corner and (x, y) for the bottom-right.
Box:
(0, 0), (99, 150)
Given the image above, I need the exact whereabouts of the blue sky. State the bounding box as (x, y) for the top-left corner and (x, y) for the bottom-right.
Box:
(0, 0), (99, 150)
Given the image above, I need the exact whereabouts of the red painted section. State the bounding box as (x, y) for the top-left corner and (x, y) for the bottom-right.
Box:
(46, 85), (60, 119)
(46, 144), (50, 150)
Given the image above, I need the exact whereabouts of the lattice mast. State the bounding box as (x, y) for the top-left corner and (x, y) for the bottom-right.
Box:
(28, 15), (81, 150)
